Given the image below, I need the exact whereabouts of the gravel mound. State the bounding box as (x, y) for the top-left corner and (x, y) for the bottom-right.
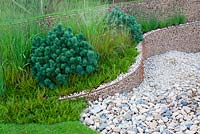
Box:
(81, 51), (200, 134)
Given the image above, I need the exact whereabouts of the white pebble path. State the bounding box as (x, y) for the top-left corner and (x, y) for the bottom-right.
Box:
(81, 51), (200, 134)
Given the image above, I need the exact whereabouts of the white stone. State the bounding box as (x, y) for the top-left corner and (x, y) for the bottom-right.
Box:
(84, 118), (94, 125)
(146, 120), (157, 129)
(113, 118), (119, 124)
(152, 132), (160, 134)
(127, 130), (136, 134)
(172, 111), (179, 118)
(183, 107), (191, 113)
(90, 106), (101, 114)
(112, 127), (121, 132)
(138, 107), (149, 113)
(146, 116), (154, 121)
(162, 117), (168, 123)
(176, 114), (183, 119)
(180, 125), (187, 131)
(153, 113), (161, 120)
(137, 127), (144, 133)
(90, 125), (96, 130)
(130, 106), (139, 113)
(190, 125), (198, 132)
(135, 115), (146, 121)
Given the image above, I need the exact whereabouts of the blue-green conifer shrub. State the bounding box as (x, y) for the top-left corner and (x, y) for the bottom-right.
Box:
(30, 24), (98, 89)
(107, 7), (143, 43)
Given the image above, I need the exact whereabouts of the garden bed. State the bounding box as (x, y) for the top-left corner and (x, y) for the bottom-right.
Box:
(60, 21), (200, 100)
(0, 1), (199, 133)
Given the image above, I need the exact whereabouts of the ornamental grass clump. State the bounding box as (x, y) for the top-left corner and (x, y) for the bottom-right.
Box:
(107, 7), (143, 43)
(30, 24), (98, 89)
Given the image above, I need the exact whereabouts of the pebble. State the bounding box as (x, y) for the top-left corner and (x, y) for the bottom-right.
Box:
(112, 127), (120, 132)
(90, 106), (101, 114)
(135, 115), (146, 121)
(124, 112), (132, 121)
(84, 117), (94, 125)
(98, 122), (107, 131)
(162, 117), (168, 122)
(190, 125), (198, 131)
(81, 51), (200, 133)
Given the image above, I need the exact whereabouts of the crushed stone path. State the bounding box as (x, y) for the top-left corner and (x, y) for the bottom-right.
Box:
(81, 51), (200, 134)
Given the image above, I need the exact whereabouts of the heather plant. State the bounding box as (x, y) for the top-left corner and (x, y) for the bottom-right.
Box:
(30, 24), (98, 89)
(106, 7), (143, 43)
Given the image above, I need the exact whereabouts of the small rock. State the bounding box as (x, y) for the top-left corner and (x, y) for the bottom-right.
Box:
(90, 125), (96, 130)
(160, 105), (169, 114)
(138, 107), (149, 113)
(135, 99), (146, 104)
(152, 132), (160, 134)
(172, 111), (179, 118)
(113, 118), (119, 124)
(181, 101), (188, 107)
(124, 112), (132, 121)
(147, 120), (157, 129)
(130, 106), (139, 114)
(101, 129), (107, 134)
(190, 125), (198, 132)
(162, 117), (168, 122)
(185, 130), (196, 134)
(168, 122), (177, 130)
(137, 127), (144, 133)
(149, 82), (156, 87)
(180, 125), (187, 131)
(135, 115), (146, 121)
(100, 113), (108, 120)
(162, 111), (172, 118)
(127, 130), (137, 134)
(176, 95), (182, 100)
(193, 101), (199, 107)
(99, 122), (107, 131)
(197, 115), (200, 121)
(146, 116), (154, 121)
(120, 121), (130, 129)
(98, 97), (103, 102)
(112, 127), (121, 132)
(176, 114), (183, 120)
(153, 113), (161, 120)
(84, 118), (94, 125)
(90, 106), (101, 114)
(162, 129), (171, 134)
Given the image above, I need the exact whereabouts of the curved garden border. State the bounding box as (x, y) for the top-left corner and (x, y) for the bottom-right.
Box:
(59, 21), (200, 101)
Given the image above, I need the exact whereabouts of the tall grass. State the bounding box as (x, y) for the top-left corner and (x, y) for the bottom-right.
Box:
(0, 0), (106, 24)
(0, 65), (4, 94)
(63, 10), (133, 55)
(0, 22), (42, 88)
(139, 15), (186, 33)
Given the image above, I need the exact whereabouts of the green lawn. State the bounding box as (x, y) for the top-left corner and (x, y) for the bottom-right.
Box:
(0, 121), (97, 134)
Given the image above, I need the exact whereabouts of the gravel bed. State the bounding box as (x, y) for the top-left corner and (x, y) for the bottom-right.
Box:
(81, 51), (200, 134)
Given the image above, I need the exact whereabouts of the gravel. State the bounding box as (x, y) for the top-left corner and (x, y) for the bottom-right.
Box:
(81, 51), (200, 134)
